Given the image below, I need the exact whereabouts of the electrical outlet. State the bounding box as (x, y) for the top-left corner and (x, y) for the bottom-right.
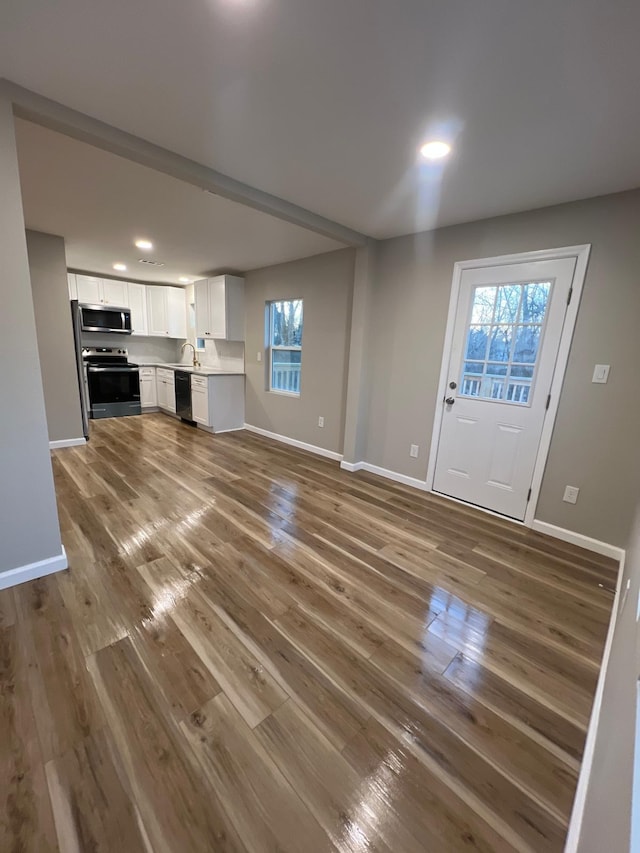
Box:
(563, 485), (580, 504)
(318, 416), (325, 428)
(257, 352), (262, 362)
(410, 444), (419, 458)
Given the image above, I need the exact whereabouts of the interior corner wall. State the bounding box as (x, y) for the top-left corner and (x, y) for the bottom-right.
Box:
(363, 188), (640, 548)
(26, 229), (84, 443)
(574, 498), (640, 852)
(244, 248), (355, 454)
(0, 98), (63, 574)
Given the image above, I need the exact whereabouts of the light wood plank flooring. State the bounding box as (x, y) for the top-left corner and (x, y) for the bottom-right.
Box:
(1, 414), (616, 851)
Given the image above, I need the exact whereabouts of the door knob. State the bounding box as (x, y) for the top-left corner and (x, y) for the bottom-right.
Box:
(445, 397), (455, 405)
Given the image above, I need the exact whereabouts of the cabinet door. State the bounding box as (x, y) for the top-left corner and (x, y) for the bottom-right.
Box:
(67, 273), (77, 300)
(146, 287), (169, 336)
(156, 376), (167, 409)
(224, 276), (245, 341)
(140, 377), (157, 408)
(194, 280), (210, 338)
(208, 277), (227, 339)
(76, 275), (102, 304)
(102, 279), (129, 307)
(167, 287), (187, 339)
(166, 377), (176, 412)
(128, 283), (147, 335)
(191, 383), (209, 425)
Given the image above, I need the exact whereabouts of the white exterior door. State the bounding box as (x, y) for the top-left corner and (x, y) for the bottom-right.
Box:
(433, 257), (577, 520)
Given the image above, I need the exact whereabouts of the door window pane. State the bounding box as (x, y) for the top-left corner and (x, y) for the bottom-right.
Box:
(520, 282), (551, 323)
(459, 280), (552, 405)
(465, 326), (490, 360)
(494, 285), (522, 323)
(470, 287), (497, 323)
(488, 326), (512, 362)
(513, 325), (541, 363)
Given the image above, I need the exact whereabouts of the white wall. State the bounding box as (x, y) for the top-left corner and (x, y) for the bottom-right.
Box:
(0, 97), (64, 577)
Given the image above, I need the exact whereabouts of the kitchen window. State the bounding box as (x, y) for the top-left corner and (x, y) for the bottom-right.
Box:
(268, 299), (303, 395)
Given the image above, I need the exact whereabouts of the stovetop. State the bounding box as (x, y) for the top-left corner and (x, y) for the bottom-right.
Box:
(82, 346), (137, 366)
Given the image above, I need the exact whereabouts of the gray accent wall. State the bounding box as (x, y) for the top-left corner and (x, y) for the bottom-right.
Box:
(244, 249), (355, 454)
(0, 98), (63, 574)
(26, 229), (84, 443)
(364, 189), (640, 547)
(575, 499), (640, 851)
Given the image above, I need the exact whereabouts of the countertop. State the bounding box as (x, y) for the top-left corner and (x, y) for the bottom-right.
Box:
(134, 362), (245, 376)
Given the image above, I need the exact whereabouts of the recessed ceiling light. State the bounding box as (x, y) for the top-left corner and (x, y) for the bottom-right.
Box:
(135, 239), (153, 250)
(179, 277), (191, 283)
(419, 140), (451, 160)
(113, 263), (127, 271)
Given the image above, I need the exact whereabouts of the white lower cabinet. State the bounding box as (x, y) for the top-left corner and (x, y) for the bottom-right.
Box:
(190, 374), (244, 432)
(191, 376), (209, 425)
(156, 368), (176, 413)
(139, 367), (157, 409)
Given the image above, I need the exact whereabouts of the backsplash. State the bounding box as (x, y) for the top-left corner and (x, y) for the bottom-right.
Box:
(81, 332), (180, 364)
(179, 339), (245, 372)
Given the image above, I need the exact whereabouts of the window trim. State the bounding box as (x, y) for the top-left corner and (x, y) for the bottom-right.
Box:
(267, 299), (303, 396)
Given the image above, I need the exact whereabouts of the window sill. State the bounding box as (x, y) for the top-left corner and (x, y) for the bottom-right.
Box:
(269, 389), (300, 398)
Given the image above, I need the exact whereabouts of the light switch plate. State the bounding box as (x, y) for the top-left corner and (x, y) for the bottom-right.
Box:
(257, 352), (262, 362)
(592, 364), (610, 383)
(563, 485), (580, 504)
(410, 444), (419, 458)
(318, 416), (325, 427)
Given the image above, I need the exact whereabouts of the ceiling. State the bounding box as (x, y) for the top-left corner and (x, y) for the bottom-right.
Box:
(14, 119), (343, 282)
(2, 1), (640, 239)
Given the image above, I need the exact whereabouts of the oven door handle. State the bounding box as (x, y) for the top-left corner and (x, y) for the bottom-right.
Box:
(87, 366), (139, 373)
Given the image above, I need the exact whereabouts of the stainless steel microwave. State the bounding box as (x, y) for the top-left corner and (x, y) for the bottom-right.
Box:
(79, 303), (132, 334)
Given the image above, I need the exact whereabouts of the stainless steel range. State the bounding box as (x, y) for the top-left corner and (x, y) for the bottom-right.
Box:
(83, 347), (141, 419)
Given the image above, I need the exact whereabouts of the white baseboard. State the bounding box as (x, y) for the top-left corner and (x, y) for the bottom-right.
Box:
(49, 437), (86, 450)
(0, 546), (68, 591)
(563, 549), (626, 852)
(531, 519), (625, 562)
(243, 424), (343, 462)
(341, 460), (428, 491)
(340, 461), (365, 473)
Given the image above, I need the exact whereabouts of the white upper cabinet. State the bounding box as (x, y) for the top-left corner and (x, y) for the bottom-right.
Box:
(194, 280), (210, 339)
(67, 273), (77, 300)
(76, 275), (102, 304)
(76, 275), (129, 307)
(146, 286), (169, 336)
(101, 279), (129, 307)
(127, 282), (148, 336)
(146, 285), (186, 338)
(194, 275), (244, 341)
(167, 286), (187, 339)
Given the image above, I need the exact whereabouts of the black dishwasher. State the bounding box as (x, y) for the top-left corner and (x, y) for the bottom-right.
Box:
(175, 371), (193, 422)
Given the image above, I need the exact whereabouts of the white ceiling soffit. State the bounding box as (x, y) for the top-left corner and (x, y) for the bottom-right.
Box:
(14, 119), (346, 282)
(2, 1), (640, 239)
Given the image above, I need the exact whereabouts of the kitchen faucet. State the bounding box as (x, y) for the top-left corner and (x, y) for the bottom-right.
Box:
(181, 342), (201, 368)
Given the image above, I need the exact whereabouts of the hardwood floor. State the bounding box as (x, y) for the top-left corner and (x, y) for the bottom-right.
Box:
(1, 414), (616, 851)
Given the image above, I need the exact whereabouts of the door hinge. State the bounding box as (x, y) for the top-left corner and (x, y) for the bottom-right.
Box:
(567, 287), (573, 305)
(545, 394), (551, 410)
(527, 488), (532, 502)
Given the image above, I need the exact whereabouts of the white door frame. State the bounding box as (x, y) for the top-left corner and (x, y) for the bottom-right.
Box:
(425, 244), (591, 527)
